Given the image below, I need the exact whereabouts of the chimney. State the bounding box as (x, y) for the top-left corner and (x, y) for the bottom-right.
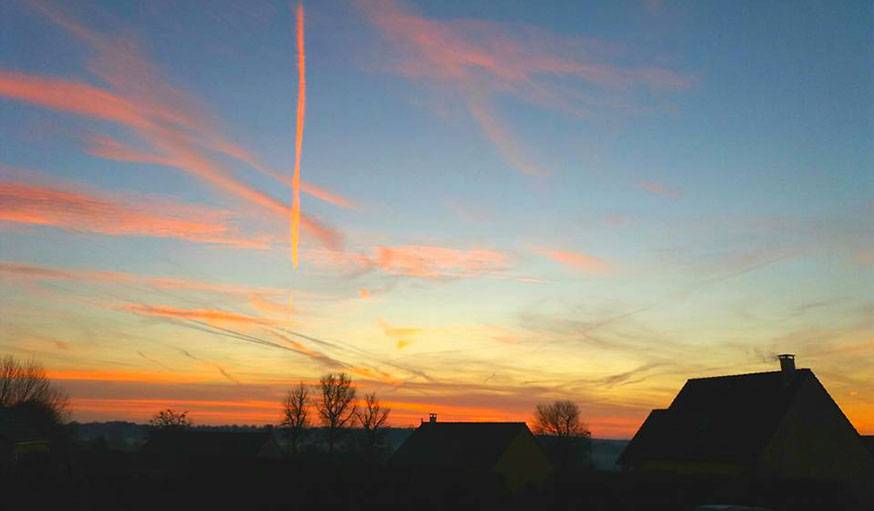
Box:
(778, 354), (795, 382)
(428, 413), (437, 423)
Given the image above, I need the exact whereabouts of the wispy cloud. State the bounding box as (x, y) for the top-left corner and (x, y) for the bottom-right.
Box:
(0, 260), (286, 297)
(637, 180), (683, 199)
(534, 248), (613, 275)
(306, 243), (513, 281)
(0, 167), (270, 249)
(122, 304), (277, 328)
(379, 319), (423, 349)
(375, 244), (511, 278)
(86, 133), (357, 210)
(357, 0), (692, 175)
(2, 4), (345, 250)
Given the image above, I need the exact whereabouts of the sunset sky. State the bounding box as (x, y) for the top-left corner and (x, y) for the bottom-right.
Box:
(1, 0), (872, 437)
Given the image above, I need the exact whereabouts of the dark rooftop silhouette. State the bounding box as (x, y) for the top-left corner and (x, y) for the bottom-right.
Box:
(618, 356), (874, 506)
(620, 368), (815, 465)
(392, 421), (535, 470)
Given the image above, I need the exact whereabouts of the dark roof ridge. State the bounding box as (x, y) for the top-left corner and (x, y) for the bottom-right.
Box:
(685, 367), (812, 381)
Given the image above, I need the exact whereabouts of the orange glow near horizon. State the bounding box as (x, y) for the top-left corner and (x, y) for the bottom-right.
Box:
(291, 2), (306, 268)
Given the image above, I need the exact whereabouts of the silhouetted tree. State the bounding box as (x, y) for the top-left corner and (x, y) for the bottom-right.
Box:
(280, 382), (310, 454)
(317, 372), (356, 453)
(356, 392), (390, 461)
(533, 400), (591, 472)
(0, 355), (69, 432)
(149, 409), (192, 429)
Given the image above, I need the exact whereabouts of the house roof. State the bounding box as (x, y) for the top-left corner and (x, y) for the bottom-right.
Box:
(390, 422), (533, 470)
(145, 430), (271, 458)
(619, 369), (814, 466)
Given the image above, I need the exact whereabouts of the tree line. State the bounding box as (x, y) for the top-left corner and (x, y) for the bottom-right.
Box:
(1, 354), (591, 468)
(151, 372), (392, 459)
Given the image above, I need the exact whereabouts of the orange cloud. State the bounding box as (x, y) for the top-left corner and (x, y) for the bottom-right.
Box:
(68, 397), (281, 424)
(48, 369), (206, 385)
(122, 304), (275, 328)
(249, 293), (294, 317)
(0, 71), (144, 126)
(535, 248), (613, 274)
(375, 245), (511, 278)
(0, 171), (270, 249)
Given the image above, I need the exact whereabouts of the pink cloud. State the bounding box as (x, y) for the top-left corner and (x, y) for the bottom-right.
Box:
(305, 243), (513, 281)
(375, 244), (511, 278)
(637, 180), (683, 199)
(0, 168), (270, 249)
(534, 248), (613, 275)
(357, 0), (692, 175)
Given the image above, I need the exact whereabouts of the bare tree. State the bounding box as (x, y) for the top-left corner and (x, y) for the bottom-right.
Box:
(534, 400), (587, 437)
(533, 400), (591, 472)
(149, 409), (192, 429)
(317, 373), (356, 453)
(0, 355), (69, 425)
(280, 382), (310, 454)
(356, 392), (390, 459)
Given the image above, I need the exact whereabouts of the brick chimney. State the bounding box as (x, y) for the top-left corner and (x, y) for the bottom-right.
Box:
(429, 413), (437, 423)
(778, 354), (795, 384)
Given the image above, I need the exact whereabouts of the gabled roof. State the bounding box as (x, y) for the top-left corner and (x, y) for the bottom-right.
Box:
(390, 422), (533, 470)
(145, 430), (271, 458)
(619, 369), (814, 466)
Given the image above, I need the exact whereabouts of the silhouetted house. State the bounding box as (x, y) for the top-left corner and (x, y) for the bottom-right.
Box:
(144, 429), (280, 461)
(390, 417), (551, 491)
(618, 355), (874, 504)
(862, 436), (874, 457)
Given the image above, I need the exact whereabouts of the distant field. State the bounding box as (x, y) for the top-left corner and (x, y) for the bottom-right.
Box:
(590, 439), (629, 472)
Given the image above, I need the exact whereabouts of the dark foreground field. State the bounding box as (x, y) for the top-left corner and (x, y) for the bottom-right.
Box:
(1, 445), (861, 511)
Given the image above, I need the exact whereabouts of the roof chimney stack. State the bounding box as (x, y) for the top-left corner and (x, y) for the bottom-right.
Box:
(778, 354), (795, 378)
(429, 413), (437, 423)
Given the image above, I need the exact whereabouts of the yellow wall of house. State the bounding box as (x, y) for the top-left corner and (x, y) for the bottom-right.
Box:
(493, 432), (552, 491)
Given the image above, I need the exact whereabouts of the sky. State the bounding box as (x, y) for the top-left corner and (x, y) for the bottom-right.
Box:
(0, 0), (872, 438)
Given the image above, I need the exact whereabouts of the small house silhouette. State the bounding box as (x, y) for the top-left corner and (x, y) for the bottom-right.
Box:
(391, 418), (551, 491)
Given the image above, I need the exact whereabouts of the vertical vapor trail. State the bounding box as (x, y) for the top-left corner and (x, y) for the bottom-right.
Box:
(291, 2), (306, 268)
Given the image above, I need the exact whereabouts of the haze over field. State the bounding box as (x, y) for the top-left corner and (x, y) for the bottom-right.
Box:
(1, 0), (871, 437)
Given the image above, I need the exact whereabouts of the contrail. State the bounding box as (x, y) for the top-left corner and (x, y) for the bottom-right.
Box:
(291, 2), (306, 268)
